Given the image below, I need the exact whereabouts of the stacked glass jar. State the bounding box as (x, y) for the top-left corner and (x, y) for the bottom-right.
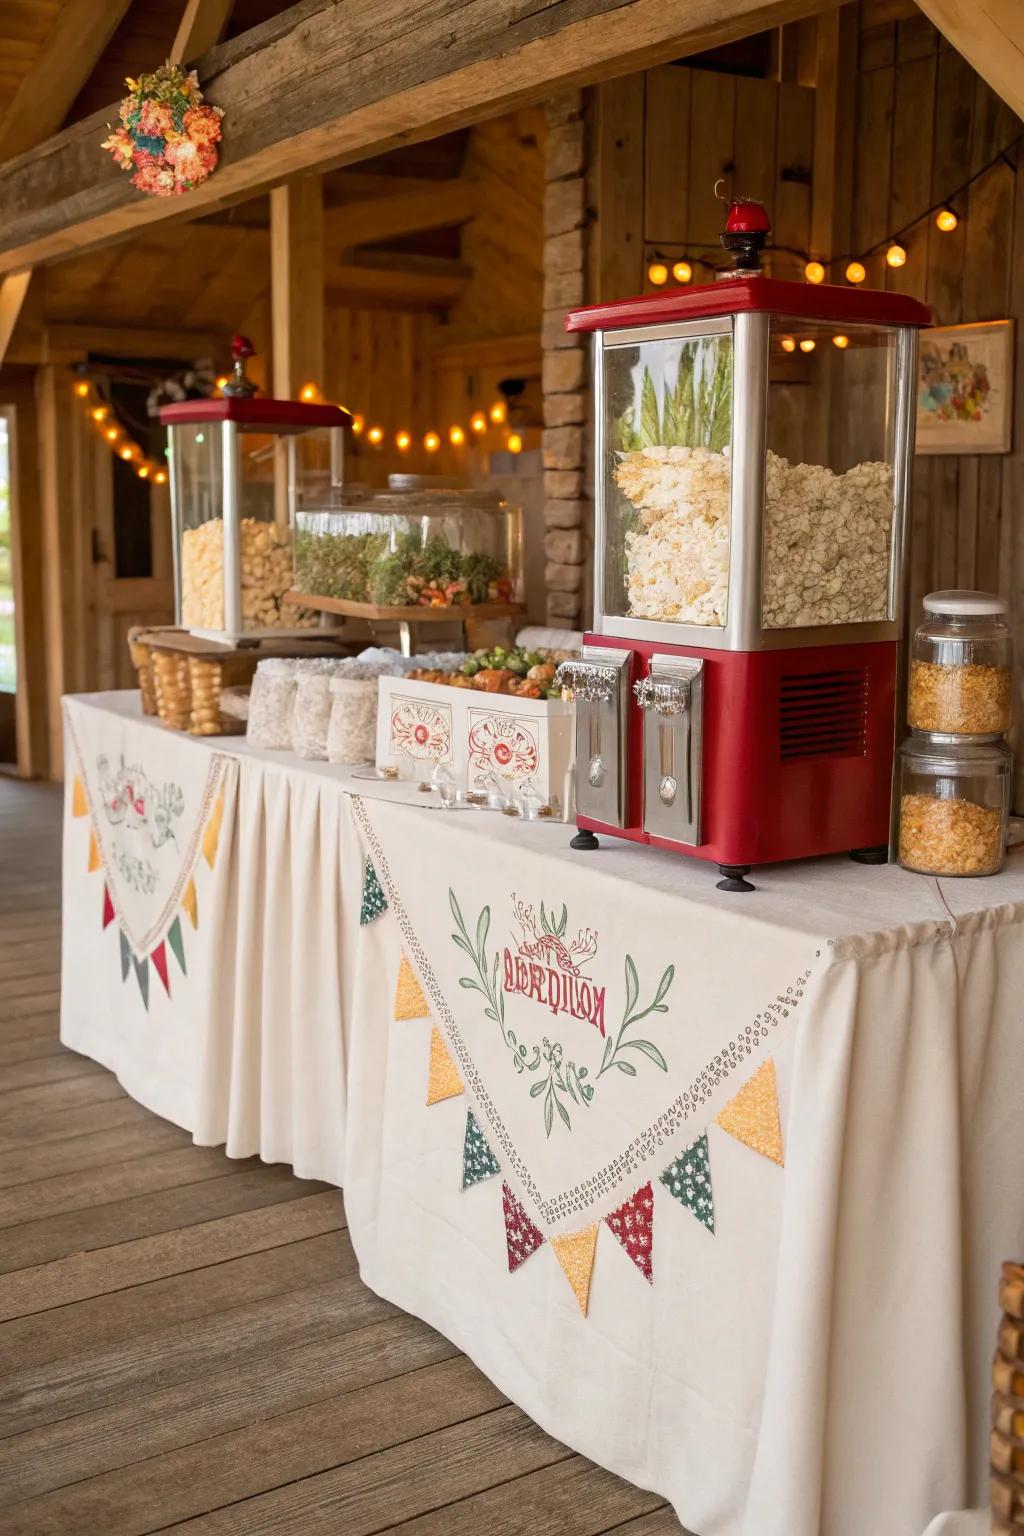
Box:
(898, 592), (1014, 877)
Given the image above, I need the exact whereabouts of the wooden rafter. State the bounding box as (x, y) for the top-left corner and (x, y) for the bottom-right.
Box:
(170, 0), (237, 67)
(916, 0), (1024, 122)
(0, 0), (843, 277)
(0, 273), (33, 368)
(325, 181), (480, 249)
(0, 0), (134, 162)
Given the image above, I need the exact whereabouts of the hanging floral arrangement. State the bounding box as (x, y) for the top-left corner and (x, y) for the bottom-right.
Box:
(101, 64), (223, 198)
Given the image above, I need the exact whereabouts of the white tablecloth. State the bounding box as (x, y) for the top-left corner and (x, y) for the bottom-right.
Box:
(61, 692), (1024, 1536)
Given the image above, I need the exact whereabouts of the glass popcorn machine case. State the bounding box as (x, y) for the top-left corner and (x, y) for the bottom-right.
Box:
(162, 341), (350, 645)
(558, 199), (931, 888)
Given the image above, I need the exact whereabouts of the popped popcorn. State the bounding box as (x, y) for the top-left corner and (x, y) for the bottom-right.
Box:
(613, 447), (893, 629)
(181, 517), (318, 632)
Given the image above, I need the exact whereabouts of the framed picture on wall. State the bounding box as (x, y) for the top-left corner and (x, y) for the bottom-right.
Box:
(917, 319), (1014, 455)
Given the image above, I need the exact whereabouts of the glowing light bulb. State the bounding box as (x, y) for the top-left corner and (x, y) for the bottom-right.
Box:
(215, 375), (229, 390)
(799, 338), (816, 353)
(936, 208), (958, 233)
(507, 432), (523, 454)
(120, 446), (134, 461)
(647, 262), (669, 286)
(833, 334), (850, 349)
(470, 411), (487, 434)
(105, 426), (119, 442)
(299, 382), (319, 402)
(137, 465), (150, 479)
(672, 261), (692, 284)
(351, 414), (364, 435)
(488, 401), (506, 425)
(154, 470), (168, 484)
(74, 381), (90, 398)
(804, 260), (826, 284)
(91, 406), (108, 422)
(885, 243), (906, 268)
(846, 261), (866, 284)
(424, 431), (440, 453)
(195, 432), (204, 444)
(367, 425), (384, 445)
(396, 430), (411, 451)
(780, 336), (797, 353)
(449, 425), (466, 447)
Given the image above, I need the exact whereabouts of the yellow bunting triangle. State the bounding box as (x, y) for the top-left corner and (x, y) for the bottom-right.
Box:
(71, 775), (88, 817)
(551, 1225), (599, 1316)
(202, 786), (225, 870)
(87, 828), (102, 872)
(182, 877), (198, 930)
(716, 1058), (783, 1166)
(394, 954), (430, 1021)
(426, 1025), (464, 1105)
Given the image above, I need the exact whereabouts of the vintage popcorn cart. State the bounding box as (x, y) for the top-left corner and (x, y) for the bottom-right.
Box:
(557, 199), (931, 888)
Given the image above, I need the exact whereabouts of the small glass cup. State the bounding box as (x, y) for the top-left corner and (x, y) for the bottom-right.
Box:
(433, 762), (460, 808)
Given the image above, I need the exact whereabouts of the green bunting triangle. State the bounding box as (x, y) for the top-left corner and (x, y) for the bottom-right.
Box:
(461, 1108), (501, 1189)
(360, 859), (388, 925)
(119, 928), (132, 983)
(659, 1132), (715, 1234)
(133, 954), (150, 1011)
(166, 915), (187, 976)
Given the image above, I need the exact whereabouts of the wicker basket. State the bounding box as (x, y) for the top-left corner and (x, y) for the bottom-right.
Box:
(127, 625), (180, 715)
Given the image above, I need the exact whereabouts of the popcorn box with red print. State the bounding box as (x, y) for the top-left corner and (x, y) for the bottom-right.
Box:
(375, 676), (576, 820)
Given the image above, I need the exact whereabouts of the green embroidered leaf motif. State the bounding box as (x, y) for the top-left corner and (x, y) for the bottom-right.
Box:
(624, 1039), (668, 1071)
(544, 1092), (554, 1137)
(653, 964), (675, 1008)
(556, 1097), (571, 1130)
(624, 954), (640, 1021)
(449, 889), (466, 932)
(601, 1034), (615, 1070)
(119, 928), (131, 983)
(475, 905), (490, 962)
(555, 903), (568, 938)
(615, 1059), (637, 1076)
(540, 900), (550, 935)
(530, 1080), (547, 1097)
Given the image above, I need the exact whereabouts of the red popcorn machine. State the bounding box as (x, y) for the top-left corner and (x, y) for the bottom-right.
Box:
(556, 199), (932, 889)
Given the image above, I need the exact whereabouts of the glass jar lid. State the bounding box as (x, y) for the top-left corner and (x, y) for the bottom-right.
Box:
(900, 731), (1012, 775)
(922, 589), (1007, 617)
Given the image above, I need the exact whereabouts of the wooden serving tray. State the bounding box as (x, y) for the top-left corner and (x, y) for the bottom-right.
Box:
(284, 591), (525, 624)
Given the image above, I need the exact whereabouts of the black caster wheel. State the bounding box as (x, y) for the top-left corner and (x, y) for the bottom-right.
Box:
(716, 863), (755, 892)
(570, 829), (601, 851)
(850, 846), (888, 865)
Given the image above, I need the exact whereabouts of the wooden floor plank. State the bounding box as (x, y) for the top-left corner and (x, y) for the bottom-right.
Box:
(0, 1092), (167, 1153)
(0, 1033), (74, 1068)
(0, 1116), (190, 1192)
(0, 1051), (105, 1093)
(0, 1069), (125, 1120)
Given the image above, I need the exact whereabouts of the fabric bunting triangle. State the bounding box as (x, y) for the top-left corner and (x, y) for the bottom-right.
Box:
(201, 786), (225, 870)
(605, 1182), (655, 1283)
(502, 1181), (545, 1272)
(394, 954), (430, 1021)
(659, 1132), (715, 1234)
(426, 1025), (464, 1105)
(71, 774), (88, 817)
(102, 884), (115, 930)
(87, 829), (102, 872)
(182, 877), (198, 930)
(119, 928), (132, 982)
(151, 941), (170, 997)
(551, 1225), (599, 1316)
(133, 954), (150, 1010)
(166, 915), (187, 976)
(461, 1108), (500, 1189)
(716, 1058), (784, 1167)
(360, 859), (388, 925)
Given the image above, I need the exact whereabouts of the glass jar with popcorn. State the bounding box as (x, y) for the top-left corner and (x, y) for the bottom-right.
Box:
(898, 734), (1011, 877)
(161, 336), (350, 645)
(908, 591), (1013, 736)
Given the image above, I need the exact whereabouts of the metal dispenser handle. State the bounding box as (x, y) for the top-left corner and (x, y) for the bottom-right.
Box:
(555, 648), (631, 829)
(635, 656), (704, 845)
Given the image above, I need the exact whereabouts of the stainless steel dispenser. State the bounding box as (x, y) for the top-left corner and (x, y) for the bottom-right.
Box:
(556, 647), (632, 829)
(635, 656), (703, 844)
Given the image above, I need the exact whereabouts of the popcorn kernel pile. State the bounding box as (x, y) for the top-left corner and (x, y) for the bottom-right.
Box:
(898, 792), (1003, 877)
(181, 517), (317, 632)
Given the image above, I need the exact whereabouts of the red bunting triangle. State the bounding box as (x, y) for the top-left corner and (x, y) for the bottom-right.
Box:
(502, 1181), (545, 1273)
(151, 940), (170, 996)
(102, 884), (115, 930)
(605, 1181), (655, 1283)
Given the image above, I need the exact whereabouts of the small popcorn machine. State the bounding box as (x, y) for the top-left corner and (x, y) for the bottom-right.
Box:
(162, 336), (350, 645)
(557, 199), (932, 889)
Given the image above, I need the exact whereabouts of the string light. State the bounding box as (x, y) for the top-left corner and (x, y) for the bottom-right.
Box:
(845, 261), (866, 284)
(120, 446), (135, 461)
(154, 470), (168, 484)
(804, 260), (825, 284)
(449, 425), (466, 447)
(489, 401), (506, 425)
(885, 243), (907, 268)
(799, 338), (816, 353)
(137, 465), (150, 479)
(367, 425), (384, 445)
(832, 334), (850, 349)
(395, 430), (411, 452)
(780, 336), (797, 353)
(647, 262), (669, 286)
(936, 208), (958, 233)
(424, 431), (440, 452)
(299, 382), (319, 403)
(351, 414), (364, 435)
(470, 411), (487, 433)
(507, 432), (523, 454)
(672, 261), (692, 284)
(105, 426), (120, 442)
(91, 406), (108, 422)
(74, 380), (90, 398)
(215, 375), (229, 390)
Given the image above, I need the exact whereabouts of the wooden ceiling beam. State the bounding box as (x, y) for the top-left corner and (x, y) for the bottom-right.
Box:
(0, 0), (842, 277)
(0, 0), (134, 162)
(4, 322), (229, 366)
(171, 0), (237, 67)
(326, 256), (471, 310)
(0, 272), (33, 368)
(325, 181), (480, 249)
(916, 0), (1024, 120)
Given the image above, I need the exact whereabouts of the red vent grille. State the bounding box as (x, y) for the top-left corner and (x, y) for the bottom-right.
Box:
(779, 669), (869, 762)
